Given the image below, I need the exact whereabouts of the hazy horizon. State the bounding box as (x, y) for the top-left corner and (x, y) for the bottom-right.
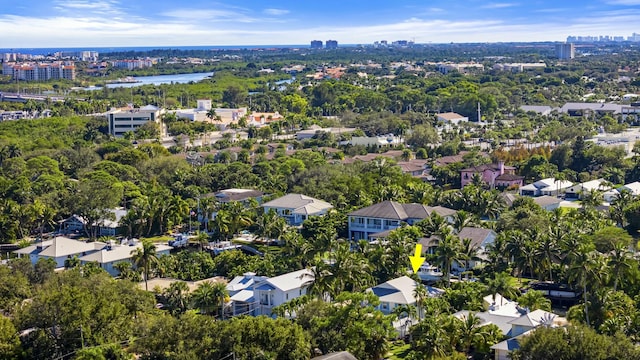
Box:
(2, 0), (640, 48)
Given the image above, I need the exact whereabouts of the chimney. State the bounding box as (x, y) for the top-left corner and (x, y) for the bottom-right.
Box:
(498, 161), (505, 175)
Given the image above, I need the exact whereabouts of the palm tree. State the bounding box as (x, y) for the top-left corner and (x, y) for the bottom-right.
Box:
(195, 230), (209, 251)
(434, 233), (462, 287)
(224, 201), (253, 237)
(131, 239), (159, 291)
(517, 290), (551, 312)
(164, 281), (190, 315)
(456, 312), (489, 355)
(192, 281), (229, 318)
(486, 272), (520, 306)
(206, 108), (221, 122)
(608, 241), (633, 291)
(566, 243), (601, 326)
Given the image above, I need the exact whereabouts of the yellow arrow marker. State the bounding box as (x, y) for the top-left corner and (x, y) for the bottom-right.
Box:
(409, 244), (426, 273)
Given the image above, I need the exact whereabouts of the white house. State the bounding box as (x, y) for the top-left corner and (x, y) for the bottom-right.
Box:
(14, 236), (106, 268)
(603, 181), (640, 202)
(564, 179), (611, 200)
(491, 309), (567, 360)
(261, 194), (333, 226)
(78, 240), (172, 276)
(227, 272), (269, 316)
(350, 135), (403, 148)
(252, 268), (314, 316)
(347, 201), (456, 241)
(519, 178), (573, 197)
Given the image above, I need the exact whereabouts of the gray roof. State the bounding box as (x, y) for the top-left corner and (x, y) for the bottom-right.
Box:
(212, 189), (264, 202)
(520, 105), (552, 114)
(262, 194), (332, 212)
(532, 195), (563, 208)
(348, 201), (455, 220)
(559, 102), (622, 114)
(457, 227), (496, 248)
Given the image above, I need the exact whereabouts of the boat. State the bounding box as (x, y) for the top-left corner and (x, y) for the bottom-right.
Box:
(105, 76), (140, 84)
(414, 263), (444, 282)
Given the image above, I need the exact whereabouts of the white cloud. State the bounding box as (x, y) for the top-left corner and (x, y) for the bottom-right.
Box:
(481, 3), (518, 9)
(264, 8), (289, 16)
(606, 0), (640, 4)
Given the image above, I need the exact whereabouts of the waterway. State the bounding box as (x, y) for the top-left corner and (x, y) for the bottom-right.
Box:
(104, 72), (213, 88)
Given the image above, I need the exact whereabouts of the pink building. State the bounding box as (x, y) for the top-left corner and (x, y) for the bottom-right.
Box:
(460, 162), (523, 189)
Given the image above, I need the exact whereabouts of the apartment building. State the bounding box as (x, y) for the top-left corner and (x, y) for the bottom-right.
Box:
(3, 61), (76, 81)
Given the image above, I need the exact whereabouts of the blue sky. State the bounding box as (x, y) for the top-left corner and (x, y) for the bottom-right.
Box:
(2, 0), (640, 47)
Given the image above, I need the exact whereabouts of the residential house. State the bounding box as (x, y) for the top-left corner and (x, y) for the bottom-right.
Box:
(564, 179), (611, 200)
(59, 208), (128, 237)
(460, 162), (521, 188)
(14, 236), (105, 268)
(532, 196), (564, 211)
(349, 134), (403, 148)
(519, 178), (573, 197)
(295, 126), (356, 140)
(211, 188), (264, 205)
(348, 201), (456, 241)
(491, 309), (567, 360)
(456, 227), (497, 270)
(417, 227), (496, 271)
(78, 240), (172, 276)
(261, 194), (333, 226)
(603, 181), (640, 202)
(248, 112), (283, 126)
(252, 268), (314, 316)
(367, 276), (443, 334)
(227, 272), (269, 316)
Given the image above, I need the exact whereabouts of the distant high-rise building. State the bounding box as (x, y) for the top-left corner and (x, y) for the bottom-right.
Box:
(310, 40), (323, 49)
(325, 40), (338, 49)
(556, 43), (575, 60)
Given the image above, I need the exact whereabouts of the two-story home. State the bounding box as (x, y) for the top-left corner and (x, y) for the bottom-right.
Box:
(252, 268), (314, 316)
(14, 236), (106, 268)
(78, 240), (172, 276)
(261, 194), (333, 226)
(460, 162), (522, 188)
(227, 272), (269, 316)
(347, 201), (456, 241)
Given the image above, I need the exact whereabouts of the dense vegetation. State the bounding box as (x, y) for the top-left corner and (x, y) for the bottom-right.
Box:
(2, 43), (640, 358)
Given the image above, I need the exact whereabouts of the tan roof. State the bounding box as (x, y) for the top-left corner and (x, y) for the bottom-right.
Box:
(437, 112), (466, 121)
(38, 237), (103, 258)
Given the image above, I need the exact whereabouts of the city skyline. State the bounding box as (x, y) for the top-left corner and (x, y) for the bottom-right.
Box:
(2, 0), (640, 47)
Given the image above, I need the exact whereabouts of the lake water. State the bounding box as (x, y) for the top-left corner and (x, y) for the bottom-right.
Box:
(104, 72), (213, 89)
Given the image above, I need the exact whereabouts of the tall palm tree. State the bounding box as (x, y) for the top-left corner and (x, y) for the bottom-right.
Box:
(566, 243), (601, 326)
(456, 312), (489, 355)
(224, 201), (253, 237)
(608, 241), (634, 291)
(131, 239), (159, 291)
(434, 233), (462, 287)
